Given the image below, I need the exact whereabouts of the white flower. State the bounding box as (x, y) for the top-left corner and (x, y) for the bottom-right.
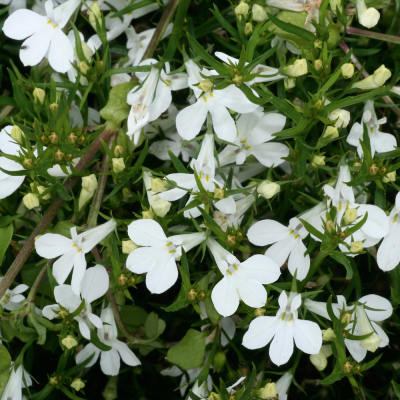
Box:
(35, 219), (116, 294)
(3, 0), (81, 73)
(1, 365), (32, 400)
(305, 294), (392, 362)
(126, 219), (206, 294)
(0, 277), (28, 311)
(243, 291), (322, 366)
(377, 192), (400, 271)
(43, 265), (108, 339)
(207, 238), (280, 317)
(143, 170), (171, 218)
(75, 304), (141, 376)
(0, 126), (27, 200)
(275, 372), (292, 400)
(328, 108), (350, 128)
(217, 109), (288, 167)
(352, 65), (391, 90)
(176, 60), (258, 142)
(248, 203), (325, 280)
(312, 165), (389, 253)
(347, 100), (396, 158)
(356, 0), (380, 28)
(158, 133), (219, 218)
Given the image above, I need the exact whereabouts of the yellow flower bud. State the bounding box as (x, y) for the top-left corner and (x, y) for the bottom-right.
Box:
(122, 240), (138, 254)
(23, 193), (39, 210)
(112, 158), (125, 173)
(284, 77), (296, 90)
(62, 335), (78, 349)
(198, 79), (213, 93)
(214, 188), (224, 200)
(10, 125), (23, 144)
(79, 61), (90, 75)
(257, 180), (280, 199)
(328, 109), (350, 128)
(383, 171), (396, 183)
(314, 59), (323, 71)
(252, 4), (267, 21)
(341, 312), (352, 326)
(254, 308), (266, 317)
(118, 274), (128, 286)
(341, 63), (354, 79)
(33, 88), (46, 104)
(258, 382), (277, 399)
(322, 328), (336, 341)
(244, 22), (253, 35)
(71, 378), (85, 391)
(311, 155), (325, 168)
(285, 59), (308, 77)
(358, 5), (380, 29)
(343, 208), (357, 225)
(344, 361), (353, 373)
(142, 210), (154, 219)
(350, 241), (363, 253)
(323, 126), (339, 139)
(235, 1), (249, 17)
(326, 220), (335, 233)
(82, 174), (98, 192)
(151, 178), (167, 192)
(89, 2), (101, 30)
(353, 64), (391, 90)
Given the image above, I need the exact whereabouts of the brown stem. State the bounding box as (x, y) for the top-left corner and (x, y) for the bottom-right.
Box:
(0, 128), (115, 301)
(339, 41), (400, 119)
(140, 0), (181, 62)
(87, 133), (117, 228)
(346, 27), (400, 45)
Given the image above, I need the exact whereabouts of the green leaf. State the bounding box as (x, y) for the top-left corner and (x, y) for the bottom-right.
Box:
(299, 218), (325, 241)
(8, 69), (35, 116)
(166, 329), (206, 370)
(330, 251), (353, 279)
(267, 13), (315, 42)
(211, 4), (240, 42)
(90, 331), (112, 351)
(238, 364), (257, 400)
(144, 312), (166, 339)
(392, 380), (400, 397)
(167, 149), (189, 173)
(110, 0), (156, 18)
(0, 225), (13, 266)
(197, 326), (218, 386)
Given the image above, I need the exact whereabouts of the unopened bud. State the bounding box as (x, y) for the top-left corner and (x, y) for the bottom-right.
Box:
(285, 58), (308, 77)
(257, 180), (280, 199)
(40, 135), (48, 144)
(323, 126), (339, 139)
(151, 178), (167, 192)
(82, 174), (98, 192)
(383, 171), (396, 183)
(112, 158), (125, 173)
(58, 310), (68, 319)
(338, 231), (346, 239)
(252, 4), (267, 21)
(258, 382), (277, 399)
(197, 292), (206, 301)
(284, 77), (296, 90)
(142, 210), (153, 219)
(232, 74), (243, 85)
(62, 335), (78, 349)
(214, 188), (224, 199)
(49, 376), (58, 386)
(89, 2), (102, 30)
(122, 240), (138, 254)
(350, 241), (363, 253)
(50, 103), (58, 112)
(128, 277), (136, 286)
(227, 235), (236, 246)
(343, 208), (357, 225)
(33, 87), (46, 104)
(48, 132), (58, 144)
(369, 164), (379, 175)
(244, 22), (253, 35)
(341, 313), (352, 326)
(213, 351), (227, 373)
(198, 79), (213, 93)
(254, 308), (266, 317)
(118, 274), (128, 286)
(328, 109), (350, 128)
(78, 136), (86, 144)
(341, 63), (354, 79)
(209, 393), (221, 400)
(187, 289), (198, 301)
(97, 60), (105, 74)
(235, 1), (249, 17)
(353, 161), (362, 167)
(71, 378), (85, 391)
(314, 40), (323, 49)
(36, 185), (51, 200)
(55, 149), (65, 161)
(237, 232), (243, 241)
(353, 365), (362, 373)
(79, 61), (90, 75)
(11, 125), (23, 144)
(23, 193), (39, 210)
(68, 132), (78, 144)
(343, 361), (353, 373)
(311, 155), (325, 168)
(114, 145), (124, 157)
(326, 220), (335, 233)
(322, 328), (335, 341)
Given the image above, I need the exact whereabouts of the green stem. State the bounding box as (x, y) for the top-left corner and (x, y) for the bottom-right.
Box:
(346, 27), (400, 45)
(79, 82), (94, 111)
(0, 128), (115, 301)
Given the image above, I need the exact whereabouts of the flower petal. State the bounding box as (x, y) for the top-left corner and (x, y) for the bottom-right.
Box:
(265, 235), (293, 267)
(127, 219), (167, 247)
(239, 254), (281, 284)
(208, 99), (236, 142)
(48, 29), (74, 73)
(145, 255), (178, 294)
(269, 321), (294, 366)
(377, 222), (400, 271)
(71, 250), (87, 296)
(292, 319), (322, 355)
(126, 246), (167, 274)
(19, 26), (52, 68)
(80, 265), (109, 304)
(358, 294), (393, 321)
(215, 85), (258, 114)
(77, 317), (91, 340)
(345, 338), (366, 363)
(76, 343), (101, 367)
(52, 249), (75, 285)
(287, 239), (310, 280)
(250, 143), (289, 168)
(112, 340), (141, 366)
(242, 316), (278, 349)
(211, 275), (239, 317)
(176, 101), (208, 141)
(3, 9), (47, 40)
(100, 347), (120, 376)
(35, 234), (72, 258)
(54, 285), (81, 311)
(247, 220), (290, 246)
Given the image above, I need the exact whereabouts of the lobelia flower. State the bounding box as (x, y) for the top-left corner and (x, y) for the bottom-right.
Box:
(1, 364), (32, 400)
(76, 304), (141, 376)
(0, 277), (28, 311)
(352, 65), (391, 91)
(347, 100), (396, 158)
(158, 133), (220, 218)
(356, 0), (380, 28)
(243, 291), (322, 366)
(35, 219), (116, 294)
(176, 60), (259, 142)
(126, 219), (206, 294)
(0, 126), (26, 200)
(377, 192), (400, 271)
(305, 294), (392, 362)
(3, 0), (81, 73)
(247, 203), (325, 280)
(312, 165), (389, 254)
(207, 238), (281, 317)
(217, 109), (289, 167)
(42, 265), (109, 339)
(142, 169), (171, 218)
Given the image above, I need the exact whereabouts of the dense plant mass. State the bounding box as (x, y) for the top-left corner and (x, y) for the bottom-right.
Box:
(0, 0), (400, 398)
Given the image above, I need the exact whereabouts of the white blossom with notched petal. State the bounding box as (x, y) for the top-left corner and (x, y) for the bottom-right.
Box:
(243, 291), (322, 366)
(0, 277), (28, 311)
(0, 365), (32, 400)
(35, 219), (116, 294)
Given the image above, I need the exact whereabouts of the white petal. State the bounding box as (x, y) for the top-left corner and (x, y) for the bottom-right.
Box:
(149, 84), (172, 122)
(357, 205), (389, 240)
(265, 236), (293, 267)
(242, 316), (278, 349)
(100, 347), (120, 376)
(42, 304), (60, 320)
(208, 99), (236, 142)
(221, 317), (236, 347)
(233, 275), (267, 309)
(373, 131), (397, 153)
(48, 29), (74, 73)
(158, 174), (196, 201)
(247, 220), (290, 246)
(160, 365), (182, 377)
(377, 223), (400, 271)
(75, 343), (101, 367)
(215, 85), (258, 114)
(292, 319), (322, 355)
(250, 143), (289, 168)
(211, 275), (239, 317)
(358, 294), (393, 321)
(127, 219), (167, 246)
(239, 254), (281, 284)
(71, 251), (87, 295)
(112, 340), (141, 366)
(19, 26), (53, 67)
(371, 321), (389, 347)
(80, 265), (109, 304)
(176, 101), (208, 140)
(145, 255), (178, 294)
(77, 317), (91, 340)
(3, 9), (47, 40)
(347, 123), (363, 147)
(52, 249), (75, 285)
(345, 338), (366, 363)
(269, 321), (294, 366)
(215, 197), (236, 214)
(126, 246), (166, 274)
(80, 219), (116, 252)
(0, 174), (25, 199)
(287, 239), (310, 281)
(35, 234), (72, 258)
(54, 285), (81, 311)
(88, 312), (103, 329)
(249, 113), (287, 145)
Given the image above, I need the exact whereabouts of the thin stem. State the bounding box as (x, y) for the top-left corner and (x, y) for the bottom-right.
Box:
(79, 82), (95, 111)
(346, 27), (400, 45)
(0, 128), (115, 301)
(140, 0), (181, 62)
(87, 132), (117, 228)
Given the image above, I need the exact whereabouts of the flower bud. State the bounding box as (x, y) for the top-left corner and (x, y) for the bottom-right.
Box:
(323, 126), (339, 139)
(369, 164), (379, 175)
(341, 313), (352, 326)
(81, 42), (93, 61)
(40, 135), (48, 144)
(197, 292), (206, 301)
(258, 383), (277, 399)
(33, 88), (46, 104)
(23, 158), (33, 168)
(50, 103), (58, 112)
(383, 171), (396, 183)
(341, 63), (354, 79)
(187, 288), (198, 301)
(360, 332), (382, 351)
(214, 188), (224, 200)
(114, 145), (124, 157)
(314, 59), (323, 71)
(252, 4), (267, 21)
(326, 220), (335, 233)
(328, 109), (350, 128)
(314, 39), (323, 49)
(48, 132), (58, 144)
(209, 393), (221, 400)
(37, 185), (51, 200)
(112, 158), (125, 173)
(343, 208), (357, 225)
(122, 240), (138, 254)
(79, 61), (90, 75)
(142, 210), (154, 219)
(343, 361), (353, 373)
(151, 178), (168, 192)
(353, 365), (362, 373)
(11, 125), (23, 144)
(358, 2), (380, 29)
(284, 77), (296, 90)
(118, 274), (128, 286)
(232, 74), (243, 85)
(353, 161), (362, 167)
(128, 277), (136, 286)
(89, 2), (101, 30)
(23, 193), (39, 210)
(353, 64), (391, 90)
(311, 155), (325, 168)
(213, 351), (227, 373)
(350, 241), (363, 253)
(71, 379), (85, 391)
(62, 335), (78, 349)
(285, 59), (308, 77)
(257, 180), (280, 199)
(254, 308), (266, 317)
(227, 235), (236, 246)
(82, 174), (98, 192)
(198, 79), (213, 92)
(49, 377), (58, 386)
(235, 1), (249, 17)
(244, 22), (253, 35)
(322, 328), (335, 341)
(58, 310), (68, 319)
(310, 349), (328, 371)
